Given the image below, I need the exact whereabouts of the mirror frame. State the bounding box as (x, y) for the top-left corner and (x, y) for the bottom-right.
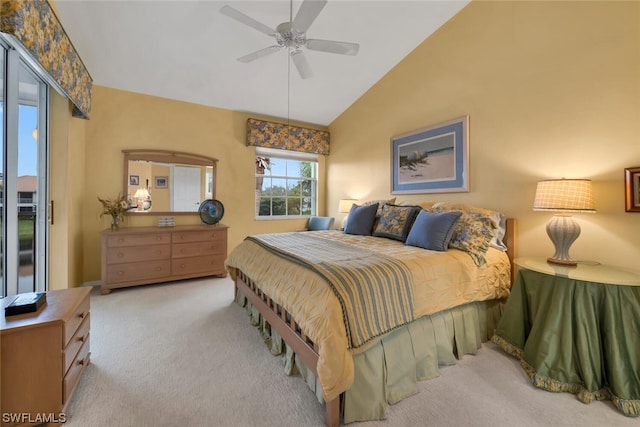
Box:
(123, 149), (218, 216)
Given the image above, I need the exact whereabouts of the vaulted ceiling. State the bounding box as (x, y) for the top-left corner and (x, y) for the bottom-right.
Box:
(54, 1), (469, 126)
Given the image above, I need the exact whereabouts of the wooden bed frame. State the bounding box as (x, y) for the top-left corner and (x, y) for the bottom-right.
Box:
(233, 219), (516, 427)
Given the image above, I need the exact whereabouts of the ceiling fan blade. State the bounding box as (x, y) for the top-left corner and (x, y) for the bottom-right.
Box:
(293, 0), (328, 33)
(237, 46), (282, 63)
(220, 5), (276, 37)
(306, 39), (359, 56)
(291, 50), (313, 79)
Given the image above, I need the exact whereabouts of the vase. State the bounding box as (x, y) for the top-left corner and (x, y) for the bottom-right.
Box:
(111, 215), (120, 230)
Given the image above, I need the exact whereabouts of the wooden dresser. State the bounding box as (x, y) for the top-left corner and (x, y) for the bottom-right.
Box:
(1, 287), (91, 426)
(100, 224), (228, 294)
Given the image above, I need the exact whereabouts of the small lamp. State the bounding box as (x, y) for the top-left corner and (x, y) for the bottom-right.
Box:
(133, 188), (150, 211)
(533, 178), (595, 265)
(338, 199), (358, 229)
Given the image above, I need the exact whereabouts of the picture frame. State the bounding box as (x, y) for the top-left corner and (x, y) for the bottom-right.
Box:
(155, 176), (168, 189)
(624, 166), (640, 212)
(129, 175), (139, 186)
(391, 116), (469, 194)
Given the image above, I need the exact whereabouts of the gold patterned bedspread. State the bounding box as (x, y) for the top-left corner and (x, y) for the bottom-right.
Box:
(225, 230), (511, 402)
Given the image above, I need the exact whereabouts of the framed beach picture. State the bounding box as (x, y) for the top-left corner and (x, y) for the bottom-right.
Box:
(625, 167), (640, 212)
(155, 176), (168, 189)
(391, 116), (469, 194)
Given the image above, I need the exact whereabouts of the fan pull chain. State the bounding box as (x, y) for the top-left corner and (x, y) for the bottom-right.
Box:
(287, 45), (291, 143)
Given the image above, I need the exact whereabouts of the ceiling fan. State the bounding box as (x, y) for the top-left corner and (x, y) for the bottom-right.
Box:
(220, 0), (359, 79)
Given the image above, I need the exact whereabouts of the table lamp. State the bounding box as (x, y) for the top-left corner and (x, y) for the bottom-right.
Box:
(533, 178), (595, 265)
(134, 188), (150, 211)
(338, 199), (358, 229)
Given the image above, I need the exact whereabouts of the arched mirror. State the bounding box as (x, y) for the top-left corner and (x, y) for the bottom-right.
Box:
(123, 149), (217, 215)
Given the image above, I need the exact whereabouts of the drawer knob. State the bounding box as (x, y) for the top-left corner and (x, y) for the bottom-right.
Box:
(117, 252), (124, 258)
(118, 238), (125, 243)
(79, 312), (86, 319)
(118, 271), (124, 276)
(156, 267), (162, 271)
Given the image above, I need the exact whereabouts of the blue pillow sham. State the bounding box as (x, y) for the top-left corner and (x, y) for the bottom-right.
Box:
(344, 202), (379, 236)
(405, 210), (462, 251)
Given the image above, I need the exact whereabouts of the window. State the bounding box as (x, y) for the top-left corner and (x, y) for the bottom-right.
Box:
(255, 148), (317, 218)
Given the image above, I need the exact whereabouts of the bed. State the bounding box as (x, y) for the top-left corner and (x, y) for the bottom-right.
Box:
(225, 202), (516, 426)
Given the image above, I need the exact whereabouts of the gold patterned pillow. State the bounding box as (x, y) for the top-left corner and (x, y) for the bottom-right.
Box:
(363, 197), (396, 217)
(429, 205), (497, 266)
(372, 203), (420, 242)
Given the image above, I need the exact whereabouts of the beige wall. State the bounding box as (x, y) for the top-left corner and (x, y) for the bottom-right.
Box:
(81, 86), (327, 282)
(49, 90), (86, 289)
(49, 0), (639, 287)
(327, 1), (640, 270)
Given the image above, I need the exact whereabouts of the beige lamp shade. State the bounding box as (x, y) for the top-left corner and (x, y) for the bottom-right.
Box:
(338, 199), (358, 213)
(533, 178), (595, 266)
(134, 188), (150, 200)
(533, 179), (595, 212)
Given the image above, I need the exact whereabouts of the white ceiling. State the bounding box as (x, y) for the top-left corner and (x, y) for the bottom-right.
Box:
(54, 1), (469, 126)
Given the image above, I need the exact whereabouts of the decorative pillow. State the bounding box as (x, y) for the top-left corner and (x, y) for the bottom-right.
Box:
(363, 197), (396, 217)
(417, 201), (436, 210)
(405, 210), (462, 251)
(372, 204), (420, 242)
(429, 205), (497, 266)
(344, 203), (379, 236)
(432, 202), (507, 251)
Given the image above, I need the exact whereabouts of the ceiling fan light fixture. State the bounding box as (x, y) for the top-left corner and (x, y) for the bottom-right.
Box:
(221, 0), (359, 79)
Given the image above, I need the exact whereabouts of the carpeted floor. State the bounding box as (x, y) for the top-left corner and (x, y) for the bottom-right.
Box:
(64, 278), (635, 427)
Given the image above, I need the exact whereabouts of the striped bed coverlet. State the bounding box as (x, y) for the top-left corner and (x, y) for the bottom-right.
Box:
(247, 233), (415, 349)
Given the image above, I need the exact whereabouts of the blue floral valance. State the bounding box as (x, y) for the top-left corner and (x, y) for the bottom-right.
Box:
(246, 118), (330, 155)
(0, 0), (92, 119)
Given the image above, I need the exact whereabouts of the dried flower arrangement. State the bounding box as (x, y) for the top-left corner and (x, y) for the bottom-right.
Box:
(98, 193), (129, 228)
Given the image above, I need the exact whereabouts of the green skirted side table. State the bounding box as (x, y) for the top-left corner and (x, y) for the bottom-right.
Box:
(492, 257), (640, 417)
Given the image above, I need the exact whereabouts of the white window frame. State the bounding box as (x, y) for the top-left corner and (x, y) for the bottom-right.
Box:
(255, 147), (318, 219)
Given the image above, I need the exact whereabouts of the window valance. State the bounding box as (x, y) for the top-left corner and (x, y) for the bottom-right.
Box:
(0, 0), (92, 119)
(246, 118), (329, 155)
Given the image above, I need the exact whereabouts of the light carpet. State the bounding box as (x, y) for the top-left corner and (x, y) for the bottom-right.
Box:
(65, 278), (636, 427)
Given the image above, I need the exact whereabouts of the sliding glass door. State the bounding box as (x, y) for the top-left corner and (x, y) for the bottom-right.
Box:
(1, 43), (49, 297)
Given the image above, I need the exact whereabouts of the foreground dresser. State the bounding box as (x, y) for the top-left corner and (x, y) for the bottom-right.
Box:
(1, 287), (91, 426)
(101, 224), (228, 294)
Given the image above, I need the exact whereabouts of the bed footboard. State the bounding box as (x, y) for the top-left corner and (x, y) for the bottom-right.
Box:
(235, 270), (341, 427)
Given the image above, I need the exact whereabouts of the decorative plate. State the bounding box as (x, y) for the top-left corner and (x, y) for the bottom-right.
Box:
(199, 199), (224, 225)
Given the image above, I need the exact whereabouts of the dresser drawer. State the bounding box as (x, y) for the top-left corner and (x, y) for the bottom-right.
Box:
(63, 314), (90, 375)
(172, 255), (226, 276)
(172, 229), (225, 243)
(63, 293), (90, 346)
(107, 232), (170, 247)
(107, 260), (171, 284)
(107, 244), (171, 264)
(172, 241), (224, 259)
(63, 337), (90, 404)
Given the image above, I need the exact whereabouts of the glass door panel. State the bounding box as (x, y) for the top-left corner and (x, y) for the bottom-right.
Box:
(17, 61), (45, 294)
(0, 44), (48, 297)
(0, 46), (4, 295)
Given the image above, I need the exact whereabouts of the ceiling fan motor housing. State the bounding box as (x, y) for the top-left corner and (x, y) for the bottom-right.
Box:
(276, 22), (306, 49)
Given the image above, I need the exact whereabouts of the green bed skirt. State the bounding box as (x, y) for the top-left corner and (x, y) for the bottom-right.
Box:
(235, 291), (505, 423)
